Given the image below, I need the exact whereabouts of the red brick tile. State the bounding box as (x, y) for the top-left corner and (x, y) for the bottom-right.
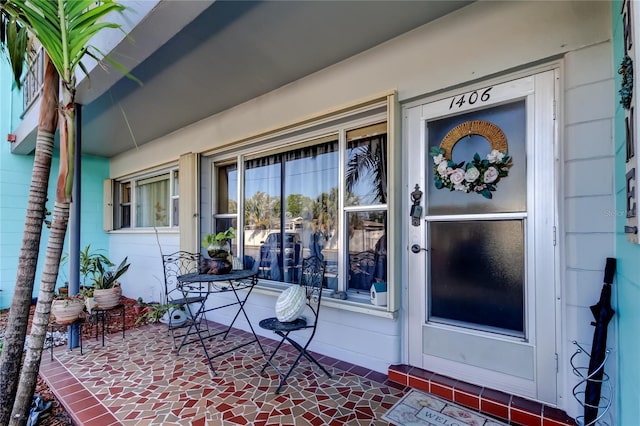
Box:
(430, 382), (453, 400)
(74, 405), (112, 423)
(454, 390), (480, 410)
(408, 375), (430, 393)
(511, 407), (542, 426)
(388, 369), (408, 386)
(542, 405), (575, 424)
(481, 387), (512, 405)
(430, 373), (457, 388)
(411, 368), (434, 382)
(512, 395), (543, 416)
(543, 419), (576, 426)
(454, 380), (482, 397)
(57, 382), (85, 396)
(388, 364), (413, 374)
(481, 398), (509, 421)
(66, 395), (98, 412)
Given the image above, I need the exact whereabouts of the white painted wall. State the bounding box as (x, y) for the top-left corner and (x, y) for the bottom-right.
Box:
(561, 41), (616, 420)
(109, 0), (614, 414)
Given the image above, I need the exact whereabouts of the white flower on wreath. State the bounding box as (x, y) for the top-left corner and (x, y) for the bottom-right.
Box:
(454, 183), (468, 192)
(429, 145), (512, 199)
(437, 160), (449, 176)
(464, 167), (480, 182)
(483, 166), (499, 183)
(487, 149), (504, 162)
(449, 169), (466, 185)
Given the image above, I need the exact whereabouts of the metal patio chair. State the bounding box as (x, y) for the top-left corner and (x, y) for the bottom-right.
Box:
(161, 251), (209, 348)
(259, 256), (332, 393)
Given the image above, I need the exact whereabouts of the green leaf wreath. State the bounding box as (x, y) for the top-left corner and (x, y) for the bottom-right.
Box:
(430, 146), (512, 199)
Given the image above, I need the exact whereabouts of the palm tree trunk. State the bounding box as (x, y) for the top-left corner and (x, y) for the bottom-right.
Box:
(0, 54), (59, 426)
(10, 74), (76, 425)
(10, 68), (76, 424)
(10, 202), (69, 426)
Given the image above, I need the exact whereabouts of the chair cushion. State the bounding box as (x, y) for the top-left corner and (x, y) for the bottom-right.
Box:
(275, 285), (306, 322)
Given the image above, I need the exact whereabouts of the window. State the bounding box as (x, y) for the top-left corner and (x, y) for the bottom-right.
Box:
(209, 118), (388, 300)
(345, 123), (387, 293)
(114, 168), (179, 229)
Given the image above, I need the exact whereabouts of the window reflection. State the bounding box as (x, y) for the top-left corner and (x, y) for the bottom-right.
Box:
(217, 164), (237, 214)
(244, 139), (339, 284)
(346, 123), (387, 205)
(347, 211), (387, 292)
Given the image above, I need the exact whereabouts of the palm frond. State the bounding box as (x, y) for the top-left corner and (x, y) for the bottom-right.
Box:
(3, 0), (130, 85)
(0, 10), (28, 87)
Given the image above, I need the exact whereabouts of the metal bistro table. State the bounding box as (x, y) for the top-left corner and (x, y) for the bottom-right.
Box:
(176, 269), (265, 374)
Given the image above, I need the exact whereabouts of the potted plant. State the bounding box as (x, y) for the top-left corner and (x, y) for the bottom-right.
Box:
(51, 294), (85, 325)
(202, 227), (235, 259)
(136, 302), (185, 326)
(92, 257), (130, 309)
(80, 286), (96, 312)
(133, 297), (146, 317)
(201, 227), (235, 274)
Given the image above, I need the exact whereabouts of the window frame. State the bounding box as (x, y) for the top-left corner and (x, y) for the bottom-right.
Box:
(202, 92), (399, 316)
(113, 166), (179, 230)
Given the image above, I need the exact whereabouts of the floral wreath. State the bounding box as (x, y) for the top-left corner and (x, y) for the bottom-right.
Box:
(430, 120), (512, 199)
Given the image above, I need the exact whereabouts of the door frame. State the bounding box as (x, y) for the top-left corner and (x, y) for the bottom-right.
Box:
(402, 68), (560, 404)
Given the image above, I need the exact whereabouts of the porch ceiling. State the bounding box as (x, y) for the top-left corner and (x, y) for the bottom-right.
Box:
(74, 0), (471, 157)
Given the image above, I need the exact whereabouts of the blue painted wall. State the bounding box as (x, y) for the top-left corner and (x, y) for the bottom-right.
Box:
(0, 55), (110, 309)
(612, 1), (640, 423)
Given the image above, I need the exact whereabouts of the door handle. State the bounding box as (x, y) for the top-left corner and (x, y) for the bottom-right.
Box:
(410, 244), (427, 253)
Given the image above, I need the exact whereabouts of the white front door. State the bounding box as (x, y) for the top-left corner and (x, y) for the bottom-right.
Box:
(406, 71), (558, 404)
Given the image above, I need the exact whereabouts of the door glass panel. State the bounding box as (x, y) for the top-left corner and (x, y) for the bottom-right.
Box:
(429, 220), (525, 336)
(427, 101), (527, 215)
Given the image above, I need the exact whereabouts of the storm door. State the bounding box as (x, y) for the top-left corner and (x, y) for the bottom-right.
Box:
(406, 71), (558, 403)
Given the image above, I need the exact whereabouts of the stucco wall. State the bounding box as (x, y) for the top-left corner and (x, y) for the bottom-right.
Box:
(108, 0), (613, 412)
(612, 1), (640, 424)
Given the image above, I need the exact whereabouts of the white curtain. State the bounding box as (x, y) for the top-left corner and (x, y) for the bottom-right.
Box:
(136, 175), (169, 227)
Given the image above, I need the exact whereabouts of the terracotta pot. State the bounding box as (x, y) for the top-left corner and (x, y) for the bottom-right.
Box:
(51, 298), (84, 324)
(93, 287), (121, 309)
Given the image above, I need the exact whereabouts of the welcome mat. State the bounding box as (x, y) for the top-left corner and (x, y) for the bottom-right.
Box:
(382, 389), (508, 426)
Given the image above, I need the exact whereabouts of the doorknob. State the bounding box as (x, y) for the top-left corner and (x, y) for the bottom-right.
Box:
(410, 244), (427, 253)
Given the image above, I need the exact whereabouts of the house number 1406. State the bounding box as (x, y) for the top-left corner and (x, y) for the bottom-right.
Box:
(448, 87), (492, 110)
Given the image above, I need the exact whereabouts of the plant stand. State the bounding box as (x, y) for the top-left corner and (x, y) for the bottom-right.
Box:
(47, 318), (85, 361)
(90, 303), (125, 346)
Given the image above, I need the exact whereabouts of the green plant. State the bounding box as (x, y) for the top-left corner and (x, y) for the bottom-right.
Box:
(136, 303), (180, 325)
(202, 227), (235, 248)
(61, 244), (112, 286)
(136, 297), (145, 307)
(80, 286), (94, 298)
(202, 227), (235, 258)
(93, 257), (130, 289)
(52, 293), (84, 305)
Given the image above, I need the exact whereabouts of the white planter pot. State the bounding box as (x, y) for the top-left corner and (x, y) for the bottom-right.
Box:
(159, 308), (187, 327)
(51, 298), (85, 324)
(93, 287), (121, 309)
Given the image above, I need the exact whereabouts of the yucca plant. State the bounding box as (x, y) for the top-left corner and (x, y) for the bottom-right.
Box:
(93, 257), (130, 289)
